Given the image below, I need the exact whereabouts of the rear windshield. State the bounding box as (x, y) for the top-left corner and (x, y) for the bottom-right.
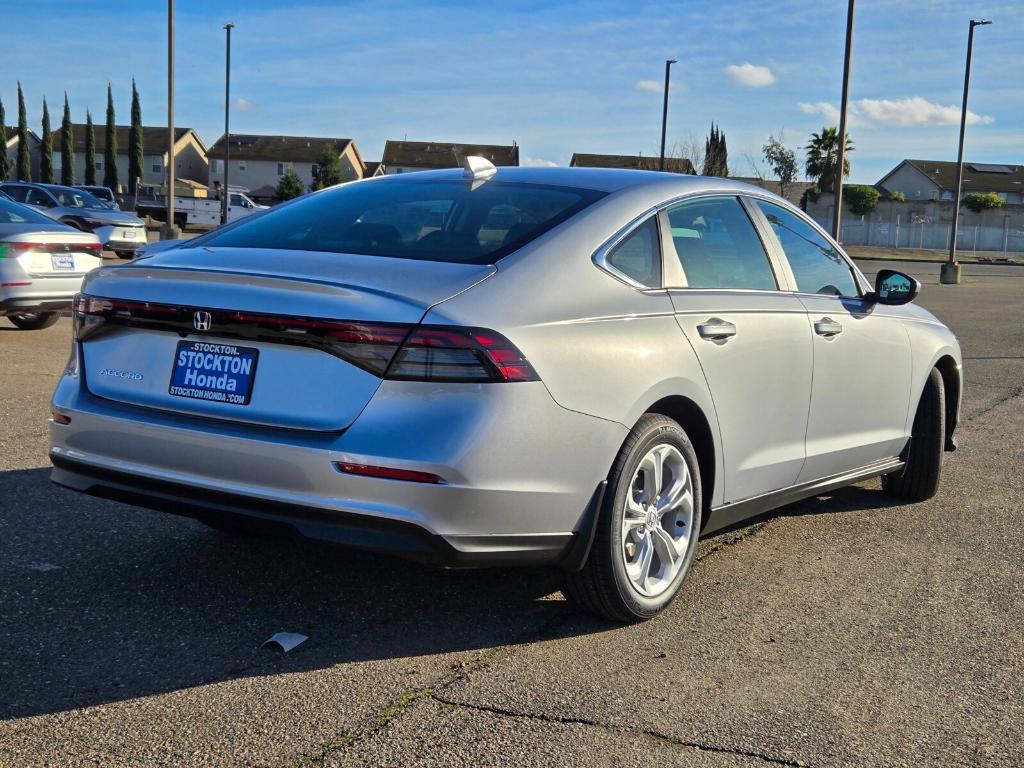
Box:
(0, 197), (54, 224)
(191, 179), (606, 264)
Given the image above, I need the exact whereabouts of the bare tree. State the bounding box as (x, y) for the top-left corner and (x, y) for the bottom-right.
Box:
(666, 132), (704, 175)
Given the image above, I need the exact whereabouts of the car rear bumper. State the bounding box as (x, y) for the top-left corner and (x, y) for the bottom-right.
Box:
(49, 373), (626, 567)
(0, 293), (74, 314)
(94, 224), (145, 251)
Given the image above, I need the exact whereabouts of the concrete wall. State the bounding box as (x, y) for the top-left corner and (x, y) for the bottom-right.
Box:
(807, 193), (1024, 253)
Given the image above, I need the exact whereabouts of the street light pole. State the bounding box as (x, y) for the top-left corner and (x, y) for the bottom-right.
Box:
(161, 0), (180, 239)
(942, 18), (992, 285)
(222, 22), (234, 225)
(831, 0), (855, 242)
(658, 59), (677, 172)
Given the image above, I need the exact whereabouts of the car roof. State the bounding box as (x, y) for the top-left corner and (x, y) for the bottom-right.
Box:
(363, 165), (772, 196)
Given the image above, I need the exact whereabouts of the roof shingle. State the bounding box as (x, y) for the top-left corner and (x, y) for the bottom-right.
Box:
(208, 134), (353, 164)
(570, 153), (695, 174)
(382, 140), (519, 169)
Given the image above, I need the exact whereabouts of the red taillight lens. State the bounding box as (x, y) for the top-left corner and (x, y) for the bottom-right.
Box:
(387, 326), (538, 382)
(334, 462), (444, 484)
(0, 242), (35, 258)
(80, 242), (103, 254)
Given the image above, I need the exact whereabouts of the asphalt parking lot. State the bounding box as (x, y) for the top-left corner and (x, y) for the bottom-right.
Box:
(1, 261), (1021, 767)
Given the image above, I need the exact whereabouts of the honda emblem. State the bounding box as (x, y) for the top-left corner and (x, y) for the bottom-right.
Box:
(193, 311), (212, 331)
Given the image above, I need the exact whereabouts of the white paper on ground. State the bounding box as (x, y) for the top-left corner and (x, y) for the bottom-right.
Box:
(263, 632), (308, 653)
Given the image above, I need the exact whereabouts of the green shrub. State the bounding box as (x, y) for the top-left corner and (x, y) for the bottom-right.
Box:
(844, 184), (881, 216)
(962, 192), (1003, 213)
(888, 191), (906, 202)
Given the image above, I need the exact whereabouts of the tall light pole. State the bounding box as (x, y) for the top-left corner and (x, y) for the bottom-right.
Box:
(658, 59), (677, 172)
(161, 0), (179, 239)
(222, 22), (234, 225)
(942, 18), (992, 285)
(831, 0), (855, 242)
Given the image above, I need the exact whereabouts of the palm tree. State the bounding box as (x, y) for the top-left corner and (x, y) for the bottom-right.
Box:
(804, 127), (853, 193)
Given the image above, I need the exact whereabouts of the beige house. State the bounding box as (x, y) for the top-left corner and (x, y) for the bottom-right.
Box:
(2, 126), (41, 180)
(65, 125), (208, 190)
(381, 140), (519, 174)
(208, 134), (364, 202)
(878, 159), (1024, 204)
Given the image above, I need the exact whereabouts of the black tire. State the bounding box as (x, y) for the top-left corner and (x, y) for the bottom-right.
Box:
(115, 251), (135, 260)
(563, 413), (702, 623)
(883, 367), (945, 501)
(8, 312), (60, 330)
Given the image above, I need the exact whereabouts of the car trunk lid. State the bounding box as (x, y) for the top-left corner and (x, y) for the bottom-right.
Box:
(78, 248), (495, 430)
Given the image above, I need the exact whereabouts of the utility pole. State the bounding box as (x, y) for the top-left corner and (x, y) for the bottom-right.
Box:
(831, 0), (855, 242)
(658, 59), (677, 172)
(222, 22), (234, 225)
(161, 0), (180, 239)
(942, 18), (992, 285)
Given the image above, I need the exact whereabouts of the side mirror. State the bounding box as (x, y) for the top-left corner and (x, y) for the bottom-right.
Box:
(868, 269), (920, 305)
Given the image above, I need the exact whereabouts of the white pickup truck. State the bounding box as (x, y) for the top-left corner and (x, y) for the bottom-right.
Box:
(136, 187), (268, 228)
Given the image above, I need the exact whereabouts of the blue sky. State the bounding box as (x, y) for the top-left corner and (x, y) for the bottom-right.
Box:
(2, 0), (1021, 183)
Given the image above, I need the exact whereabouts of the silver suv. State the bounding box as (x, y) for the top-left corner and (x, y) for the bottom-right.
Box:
(0, 182), (145, 258)
(49, 165), (962, 622)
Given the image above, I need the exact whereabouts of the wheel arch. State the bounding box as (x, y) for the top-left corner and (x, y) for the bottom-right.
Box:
(934, 354), (961, 448)
(641, 395), (718, 527)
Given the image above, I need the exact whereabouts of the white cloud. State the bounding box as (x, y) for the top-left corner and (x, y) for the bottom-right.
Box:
(234, 97), (257, 111)
(857, 96), (993, 126)
(724, 62), (775, 88)
(635, 79), (663, 93)
(521, 156), (558, 167)
(798, 97), (993, 128)
(799, 101), (842, 124)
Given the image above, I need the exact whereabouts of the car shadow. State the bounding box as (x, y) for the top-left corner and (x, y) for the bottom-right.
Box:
(1, 466), (898, 722)
(0, 466), (605, 721)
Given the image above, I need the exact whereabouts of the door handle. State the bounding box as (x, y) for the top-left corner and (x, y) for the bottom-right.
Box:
(814, 317), (844, 337)
(697, 318), (737, 340)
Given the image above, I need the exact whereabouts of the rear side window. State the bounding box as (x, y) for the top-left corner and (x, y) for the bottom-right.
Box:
(195, 179), (606, 265)
(1, 185), (29, 202)
(665, 196), (777, 290)
(753, 200), (859, 297)
(0, 197), (53, 224)
(606, 217), (662, 288)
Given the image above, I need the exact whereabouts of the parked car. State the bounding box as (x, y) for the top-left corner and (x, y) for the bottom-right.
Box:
(0, 182), (145, 259)
(49, 162), (962, 621)
(0, 188), (11, 200)
(75, 185), (119, 209)
(0, 196), (102, 330)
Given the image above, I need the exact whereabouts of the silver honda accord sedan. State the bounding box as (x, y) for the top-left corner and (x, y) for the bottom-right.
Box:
(49, 162), (961, 622)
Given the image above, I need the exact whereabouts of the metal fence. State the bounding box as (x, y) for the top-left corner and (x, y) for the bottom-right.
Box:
(809, 206), (1024, 255)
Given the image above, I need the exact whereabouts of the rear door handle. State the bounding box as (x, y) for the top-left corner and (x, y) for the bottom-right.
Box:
(814, 317), (844, 337)
(697, 318), (737, 340)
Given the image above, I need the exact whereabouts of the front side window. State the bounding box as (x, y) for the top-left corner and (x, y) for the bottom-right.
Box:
(25, 188), (56, 207)
(665, 196), (777, 290)
(3, 185), (29, 202)
(605, 217), (662, 288)
(753, 200), (859, 297)
(195, 179), (605, 265)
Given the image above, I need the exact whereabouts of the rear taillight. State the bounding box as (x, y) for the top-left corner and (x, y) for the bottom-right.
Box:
(0, 242), (101, 257)
(0, 242), (34, 258)
(80, 243), (103, 254)
(72, 294), (539, 383)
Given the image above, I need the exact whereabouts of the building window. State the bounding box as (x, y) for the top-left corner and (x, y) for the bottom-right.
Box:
(940, 190), (953, 201)
(152, 160), (162, 173)
(238, 160), (247, 171)
(997, 192), (1008, 202)
(310, 163), (319, 180)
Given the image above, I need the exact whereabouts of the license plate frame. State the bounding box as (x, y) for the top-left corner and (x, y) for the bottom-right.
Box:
(122, 229), (137, 239)
(168, 340), (259, 406)
(51, 254), (74, 271)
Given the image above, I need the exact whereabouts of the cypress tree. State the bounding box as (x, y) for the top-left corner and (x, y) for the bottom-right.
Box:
(61, 93), (74, 185)
(40, 98), (53, 183)
(0, 99), (8, 182)
(16, 83), (30, 181)
(128, 79), (143, 194)
(103, 83), (118, 190)
(702, 123), (729, 178)
(84, 110), (96, 185)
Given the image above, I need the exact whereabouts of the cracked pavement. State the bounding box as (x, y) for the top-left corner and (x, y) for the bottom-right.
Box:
(0, 260), (1021, 767)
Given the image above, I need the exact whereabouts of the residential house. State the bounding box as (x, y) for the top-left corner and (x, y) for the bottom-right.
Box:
(65, 125), (208, 190)
(569, 152), (695, 174)
(381, 140), (519, 174)
(878, 159), (1024, 204)
(2, 126), (41, 180)
(208, 134), (364, 202)
(362, 160), (384, 178)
